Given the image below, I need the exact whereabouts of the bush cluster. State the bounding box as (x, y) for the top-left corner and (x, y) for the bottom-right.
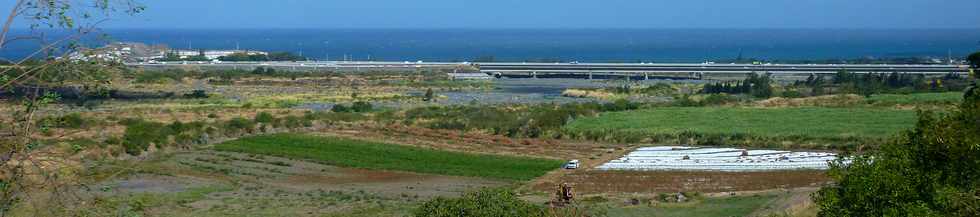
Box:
(330, 101), (373, 113)
(183, 90), (209, 99)
(702, 73), (773, 98)
(796, 71), (970, 96)
(414, 188), (546, 217)
(39, 113), (91, 129)
(404, 100), (639, 138)
(116, 111), (311, 155)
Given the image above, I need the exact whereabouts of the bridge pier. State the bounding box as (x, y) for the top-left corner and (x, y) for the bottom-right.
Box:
(588, 71), (593, 80)
(644, 72), (649, 80)
(532, 71), (538, 79)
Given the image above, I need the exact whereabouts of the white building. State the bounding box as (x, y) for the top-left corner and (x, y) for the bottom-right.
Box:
(174, 50), (269, 60)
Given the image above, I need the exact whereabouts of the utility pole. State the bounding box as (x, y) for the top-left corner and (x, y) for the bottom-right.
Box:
(948, 49), (953, 64)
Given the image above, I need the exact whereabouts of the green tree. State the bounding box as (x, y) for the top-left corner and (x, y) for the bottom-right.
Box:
(424, 88), (435, 101)
(967, 51), (980, 71)
(967, 51), (979, 96)
(814, 87), (980, 216)
(748, 73), (773, 98)
(812, 84), (826, 96)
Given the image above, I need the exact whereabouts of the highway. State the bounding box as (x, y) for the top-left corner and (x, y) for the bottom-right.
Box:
(127, 61), (462, 70)
(477, 62), (971, 78)
(127, 61), (972, 79)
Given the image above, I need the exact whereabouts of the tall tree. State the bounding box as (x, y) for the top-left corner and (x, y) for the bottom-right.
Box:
(967, 51), (980, 71)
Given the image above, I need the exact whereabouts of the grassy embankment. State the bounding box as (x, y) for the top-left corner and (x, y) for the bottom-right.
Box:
(565, 107), (918, 149)
(214, 133), (563, 181)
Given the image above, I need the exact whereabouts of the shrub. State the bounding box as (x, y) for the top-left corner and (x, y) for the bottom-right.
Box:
(781, 90), (803, 98)
(282, 115), (305, 128)
(121, 119), (172, 155)
(673, 94), (702, 107)
(225, 117), (256, 134)
(601, 99), (638, 111)
(184, 89), (209, 98)
(133, 70), (180, 84)
(168, 120), (186, 134)
(413, 188), (546, 217)
(351, 101), (373, 112)
(254, 112), (275, 123)
(42, 113), (89, 129)
(331, 104), (350, 113)
(331, 102), (373, 113)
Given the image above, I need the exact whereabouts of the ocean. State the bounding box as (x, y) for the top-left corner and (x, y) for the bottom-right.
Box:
(3, 29), (979, 62)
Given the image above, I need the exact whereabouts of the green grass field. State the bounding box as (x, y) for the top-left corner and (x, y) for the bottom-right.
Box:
(865, 92), (963, 107)
(566, 107), (917, 142)
(607, 194), (777, 217)
(214, 133), (563, 181)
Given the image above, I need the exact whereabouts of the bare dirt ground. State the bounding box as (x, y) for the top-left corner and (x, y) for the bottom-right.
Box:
(746, 187), (821, 217)
(534, 170), (830, 194)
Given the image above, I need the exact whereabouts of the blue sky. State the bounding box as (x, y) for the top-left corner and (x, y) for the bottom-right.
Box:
(5, 0), (980, 29)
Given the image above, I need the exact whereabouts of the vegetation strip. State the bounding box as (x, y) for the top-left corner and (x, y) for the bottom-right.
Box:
(214, 133), (563, 181)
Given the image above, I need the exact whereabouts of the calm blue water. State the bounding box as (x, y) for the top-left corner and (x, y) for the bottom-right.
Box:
(3, 29), (980, 62)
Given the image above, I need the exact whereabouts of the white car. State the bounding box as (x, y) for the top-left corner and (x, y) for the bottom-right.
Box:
(564, 160), (580, 169)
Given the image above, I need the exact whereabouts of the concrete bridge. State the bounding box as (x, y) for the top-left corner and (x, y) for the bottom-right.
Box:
(126, 61), (973, 80)
(477, 62), (972, 79)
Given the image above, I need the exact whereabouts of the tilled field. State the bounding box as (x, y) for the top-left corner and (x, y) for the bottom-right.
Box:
(55, 150), (510, 216)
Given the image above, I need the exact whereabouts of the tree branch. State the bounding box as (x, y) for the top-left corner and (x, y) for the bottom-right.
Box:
(0, 0), (27, 50)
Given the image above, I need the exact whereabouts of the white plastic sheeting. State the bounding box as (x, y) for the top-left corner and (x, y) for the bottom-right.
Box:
(597, 146), (842, 172)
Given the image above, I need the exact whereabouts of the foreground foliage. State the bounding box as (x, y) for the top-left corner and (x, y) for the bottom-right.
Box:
(214, 133), (564, 181)
(814, 85), (980, 216)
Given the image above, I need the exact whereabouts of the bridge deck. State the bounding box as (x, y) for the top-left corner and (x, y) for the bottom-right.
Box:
(477, 63), (970, 75)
